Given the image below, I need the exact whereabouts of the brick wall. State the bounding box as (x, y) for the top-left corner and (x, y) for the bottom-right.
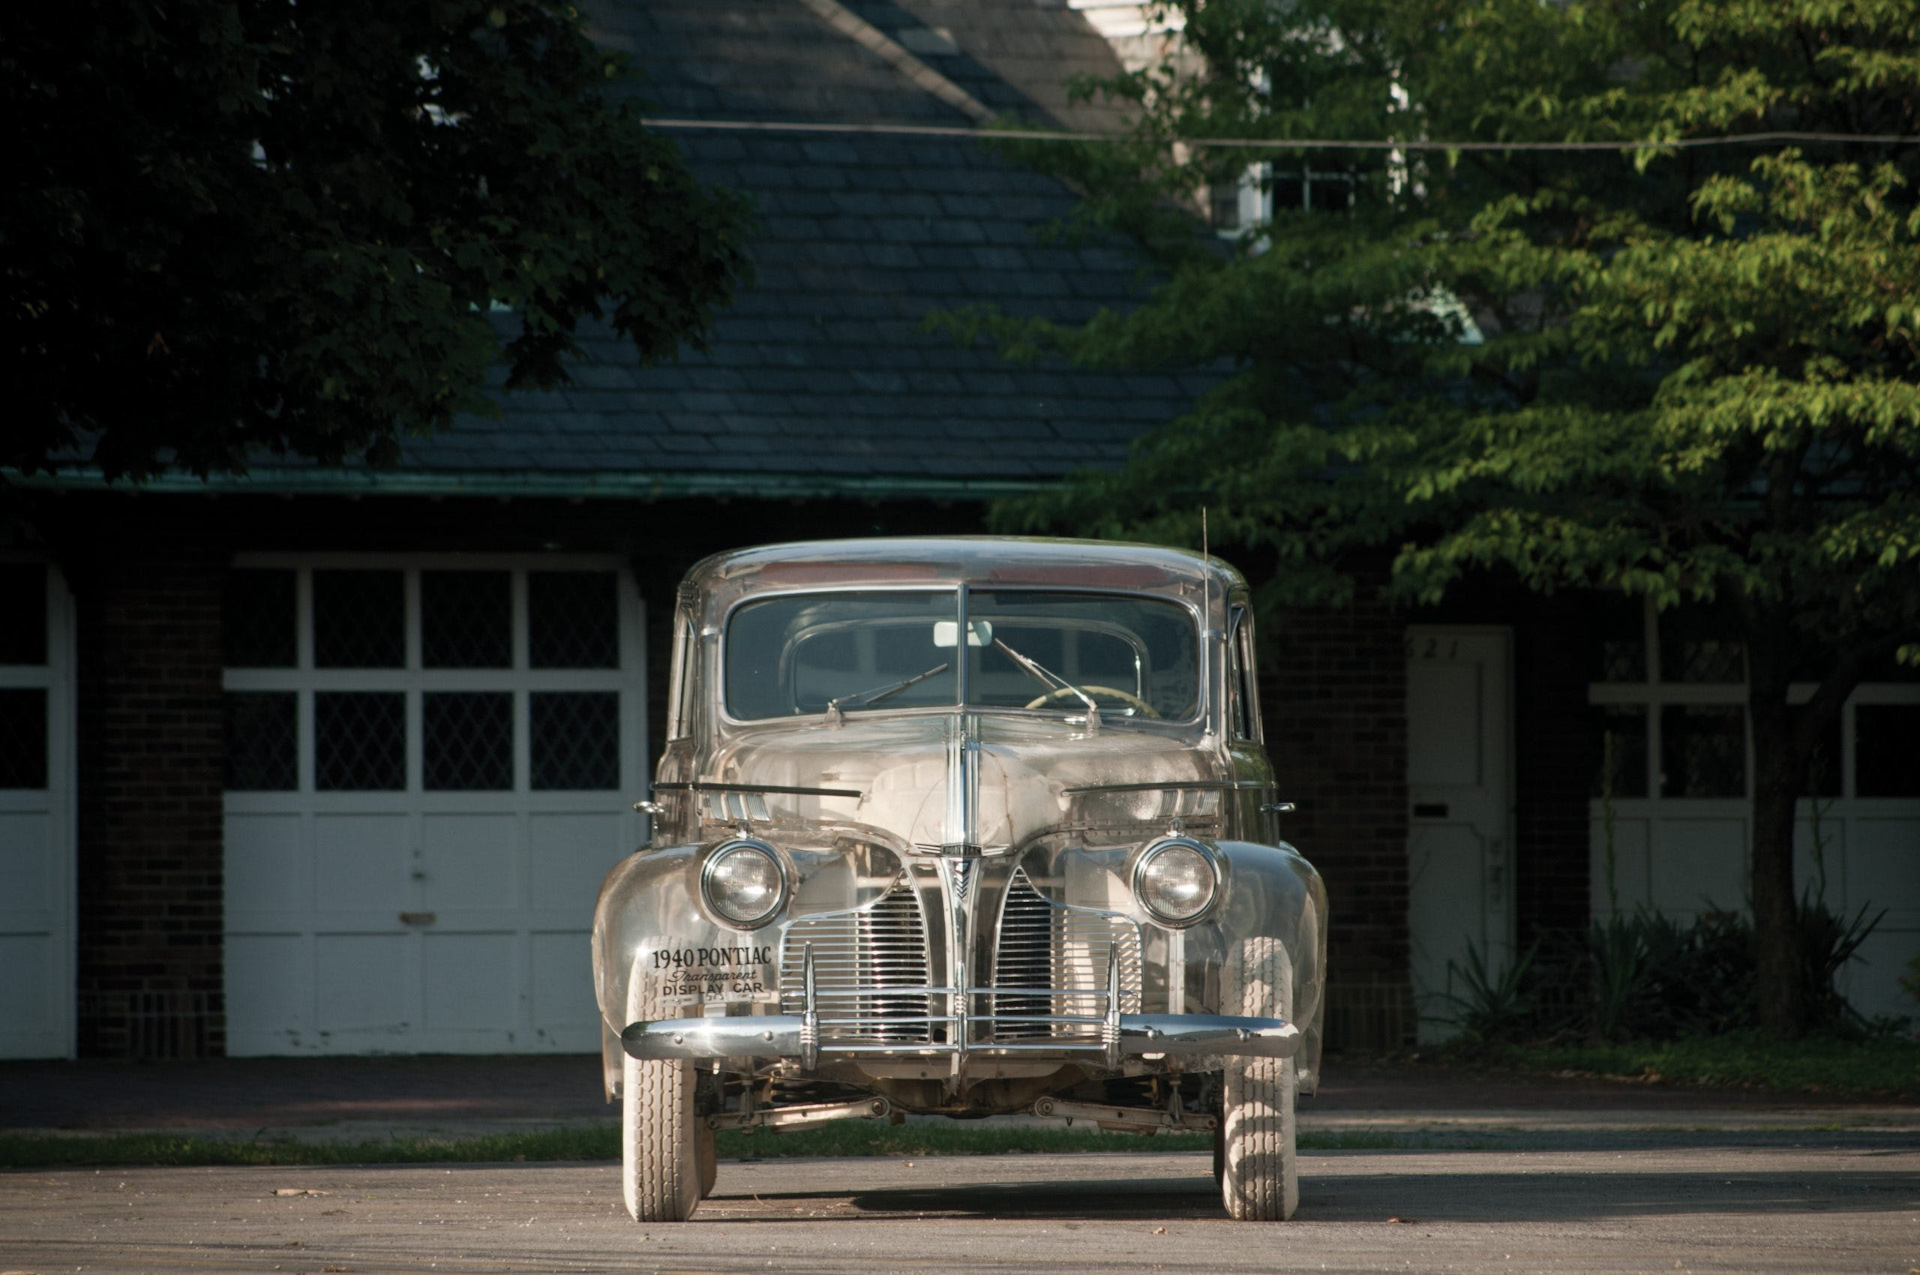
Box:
(71, 536), (227, 1058)
(1263, 586), (1413, 1051)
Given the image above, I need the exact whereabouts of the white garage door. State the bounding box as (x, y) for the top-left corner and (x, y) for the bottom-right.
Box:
(0, 561), (76, 1059)
(222, 556), (647, 1055)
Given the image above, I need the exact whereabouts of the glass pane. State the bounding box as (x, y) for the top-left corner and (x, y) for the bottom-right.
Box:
(424, 692), (512, 790)
(1659, 607), (1745, 683)
(224, 692), (297, 790)
(1590, 705), (1649, 799)
(1660, 705), (1746, 798)
(532, 692), (619, 790)
(0, 565), (47, 665)
(315, 691), (405, 790)
(313, 570), (404, 668)
(0, 688), (48, 789)
(1308, 174), (1351, 213)
(1855, 705), (1920, 797)
(1587, 592), (1646, 683)
(1792, 706), (1842, 799)
(727, 591), (959, 720)
(529, 571), (618, 669)
(967, 590), (1200, 720)
(223, 569), (296, 668)
(421, 571), (510, 669)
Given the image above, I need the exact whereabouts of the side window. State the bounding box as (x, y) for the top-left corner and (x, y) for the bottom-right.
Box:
(1229, 606), (1260, 742)
(666, 613), (697, 741)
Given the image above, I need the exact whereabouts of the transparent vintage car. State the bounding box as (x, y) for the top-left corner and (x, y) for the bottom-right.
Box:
(591, 538), (1327, 1221)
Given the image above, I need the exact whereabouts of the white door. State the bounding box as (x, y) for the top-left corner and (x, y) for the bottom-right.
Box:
(1406, 627), (1513, 1042)
(0, 561), (76, 1058)
(222, 556), (647, 1055)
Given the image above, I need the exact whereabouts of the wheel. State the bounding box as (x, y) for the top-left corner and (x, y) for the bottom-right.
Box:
(697, 1119), (718, 1199)
(621, 951), (702, 1221)
(1022, 684), (1161, 717)
(1219, 936), (1298, 1221)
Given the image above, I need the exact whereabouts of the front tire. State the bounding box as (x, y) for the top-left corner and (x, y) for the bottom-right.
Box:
(621, 952), (702, 1222)
(1219, 936), (1298, 1221)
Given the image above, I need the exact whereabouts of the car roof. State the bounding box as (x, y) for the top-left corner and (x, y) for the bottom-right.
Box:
(684, 537), (1245, 601)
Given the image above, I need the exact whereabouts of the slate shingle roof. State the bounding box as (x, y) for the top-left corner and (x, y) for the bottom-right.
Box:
(391, 0), (1204, 495)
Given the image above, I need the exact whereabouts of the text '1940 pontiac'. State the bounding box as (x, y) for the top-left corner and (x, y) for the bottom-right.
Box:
(591, 538), (1328, 1221)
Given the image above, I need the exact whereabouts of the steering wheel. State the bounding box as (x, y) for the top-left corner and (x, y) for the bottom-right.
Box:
(1023, 685), (1161, 718)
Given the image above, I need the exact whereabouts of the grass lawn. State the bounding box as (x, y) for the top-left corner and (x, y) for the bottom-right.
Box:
(1446, 1031), (1920, 1100)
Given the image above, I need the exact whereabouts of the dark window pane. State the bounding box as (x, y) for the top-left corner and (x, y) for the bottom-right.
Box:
(529, 571), (618, 668)
(1272, 174), (1304, 212)
(424, 692), (513, 790)
(223, 569), (296, 668)
(1591, 705), (1649, 798)
(225, 692), (297, 790)
(1309, 175), (1351, 212)
(1659, 607), (1744, 683)
(1856, 705), (1920, 797)
(0, 565), (47, 665)
(1792, 705), (1843, 798)
(1210, 180), (1241, 230)
(315, 692), (405, 790)
(531, 692), (619, 790)
(421, 571), (510, 669)
(313, 570), (404, 668)
(1587, 592), (1647, 683)
(1660, 705), (1746, 798)
(0, 688), (48, 788)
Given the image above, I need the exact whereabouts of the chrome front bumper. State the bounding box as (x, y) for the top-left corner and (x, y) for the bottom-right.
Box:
(622, 1010), (1299, 1070)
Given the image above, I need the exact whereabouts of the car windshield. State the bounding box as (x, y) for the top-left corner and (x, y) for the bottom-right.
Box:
(724, 588), (1200, 722)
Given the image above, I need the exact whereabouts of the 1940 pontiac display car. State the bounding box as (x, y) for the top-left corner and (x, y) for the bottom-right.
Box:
(592, 538), (1327, 1221)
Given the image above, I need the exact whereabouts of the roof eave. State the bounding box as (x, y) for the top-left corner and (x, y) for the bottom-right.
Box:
(5, 467), (1057, 503)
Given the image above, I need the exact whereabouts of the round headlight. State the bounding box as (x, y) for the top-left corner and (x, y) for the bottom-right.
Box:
(701, 839), (787, 929)
(1132, 837), (1220, 926)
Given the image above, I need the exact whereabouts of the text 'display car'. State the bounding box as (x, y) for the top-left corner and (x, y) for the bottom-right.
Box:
(591, 538), (1327, 1221)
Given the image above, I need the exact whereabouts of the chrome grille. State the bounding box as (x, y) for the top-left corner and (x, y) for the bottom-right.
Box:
(780, 881), (934, 1045)
(989, 869), (1142, 1043)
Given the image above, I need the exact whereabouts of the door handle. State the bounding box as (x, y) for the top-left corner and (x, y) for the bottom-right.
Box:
(398, 912), (436, 926)
(1261, 801), (1297, 814)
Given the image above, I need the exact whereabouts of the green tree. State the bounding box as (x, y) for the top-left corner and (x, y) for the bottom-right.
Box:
(973, 0), (1920, 1036)
(3, 0), (749, 481)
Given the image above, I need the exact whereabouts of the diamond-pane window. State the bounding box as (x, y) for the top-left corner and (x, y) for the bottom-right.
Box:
(424, 692), (513, 790)
(529, 572), (618, 668)
(1587, 593), (1646, 683)
(422, 571), (511, 669)
(314, 570), (404, 668)
(1856, 705), (1920, 797)
(1659, 706), (1746, 798)
(1658, 608), (1745, 683)
(1590, 705), (1649, 799)
(0, 688), (48, 789)
(531, 692), (619, 789)
(315, 691), (405, 789)
(224, 569), (296, 667)
(1, 565), (47, 666)
(225, 692), (297, 790)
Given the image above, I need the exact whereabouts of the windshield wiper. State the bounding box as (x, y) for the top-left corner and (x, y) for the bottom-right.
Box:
(991, 638), (1101, 733)
(824, 662), (950, 725)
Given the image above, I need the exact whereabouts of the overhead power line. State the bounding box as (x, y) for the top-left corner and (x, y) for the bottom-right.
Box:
(645, 117), (1919, 152)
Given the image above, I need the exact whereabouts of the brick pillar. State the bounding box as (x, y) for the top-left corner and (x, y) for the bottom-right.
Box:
(1263, 585), (1412, 1051)
(72, 536), (227, 1058)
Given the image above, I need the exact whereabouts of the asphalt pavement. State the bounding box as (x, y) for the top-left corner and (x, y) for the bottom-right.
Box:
(2, 1053), (1913, 1144)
